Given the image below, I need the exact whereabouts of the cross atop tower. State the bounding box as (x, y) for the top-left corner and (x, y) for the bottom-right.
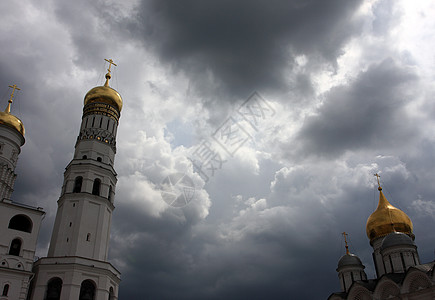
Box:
(374, 173), (382, 191)
(104, 58), (117, 74)
(5, 84), (21, 113)
(342, 232), (350, 255)
(103, 58), (117, 87)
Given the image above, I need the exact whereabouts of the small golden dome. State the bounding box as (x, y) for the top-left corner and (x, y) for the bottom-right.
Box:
(366, 187), (413, 242)
(0, 111), (25, 136)
(84, 72), (122, 112)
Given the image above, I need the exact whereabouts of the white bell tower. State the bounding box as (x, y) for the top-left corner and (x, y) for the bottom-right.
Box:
(30, 59), (122, 300)
(0, 84), (45, 300)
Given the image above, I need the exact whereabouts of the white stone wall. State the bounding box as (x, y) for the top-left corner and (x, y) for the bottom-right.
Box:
(0, 200), (44, 300)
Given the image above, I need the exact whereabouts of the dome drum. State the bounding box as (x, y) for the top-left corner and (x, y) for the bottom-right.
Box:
(83, 102), (120, 122)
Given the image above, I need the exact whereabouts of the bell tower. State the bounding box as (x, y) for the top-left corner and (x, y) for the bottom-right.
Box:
(30, 60), (122, 300)
(0, 84), (45, 300)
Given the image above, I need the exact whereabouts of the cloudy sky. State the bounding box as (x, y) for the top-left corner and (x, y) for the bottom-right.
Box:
(2, 0), (435, 298)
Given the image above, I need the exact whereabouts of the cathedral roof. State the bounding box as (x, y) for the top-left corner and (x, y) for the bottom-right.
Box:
(337, 253), (364, 269)
(366, 186), (413, 243)
(381, 232), (415, 251)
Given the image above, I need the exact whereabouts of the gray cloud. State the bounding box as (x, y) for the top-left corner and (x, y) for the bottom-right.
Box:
(1, 0), (435, 299)
(133, 0), (364, 101)
(295, 58), (418, 158)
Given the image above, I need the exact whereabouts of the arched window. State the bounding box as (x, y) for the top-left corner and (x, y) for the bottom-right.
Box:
(97, 157), (102, 162)
(9, 238), (21, 256)
(73, 176), (83, 193)
(108, 287), (114, 300)
(92, 179), (101, 196)
(46, 277), (62, 300)
(2, 284), (9, 296)
(79, 280), (96, 300)
(8, 214), (32, 233)
(82, 155), (87, 159)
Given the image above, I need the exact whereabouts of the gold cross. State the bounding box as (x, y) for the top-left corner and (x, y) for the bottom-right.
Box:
(104, 58), (117, 73)
(342, 232), (350, 255)
(8, 84), (20, 102)
(374, 173), (381, 188)
(5, 84), (21, 113)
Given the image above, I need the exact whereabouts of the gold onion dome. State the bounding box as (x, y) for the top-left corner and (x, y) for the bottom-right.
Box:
(0, 85), (25, 137)
(0, 110), (25, 136)
(366, 186), (413, 242)
(84, 72), (123, 112)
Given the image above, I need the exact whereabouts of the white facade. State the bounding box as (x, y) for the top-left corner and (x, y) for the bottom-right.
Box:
(29, 73), (123, 300)
(0, 115), (45, 300)
(0, 199), (44, 300)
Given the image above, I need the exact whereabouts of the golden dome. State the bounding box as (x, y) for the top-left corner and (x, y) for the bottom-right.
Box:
(366, 187), (413, 242)
(84, 72), (122, 112)
(0, 110), (25, 136)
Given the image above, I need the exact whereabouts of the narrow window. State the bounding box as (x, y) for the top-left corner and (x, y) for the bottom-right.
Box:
(46, 277), (62, 300)
(79, 280), (96, 300)
(108, 185), (112, 202)
(92, 116), (95, 127)
(73, 203), (76, 207)
(86, 233), (91, 242)
(92, 179), (101, 196)
(69, 222), (72, 227)
(400, 252), (407, 271)
(106, 119), (110, 130)
(85, 117), (88, 128)
(73, 176), (83, 193)
(108, 287), (114, 300)
(9, 238), (21, 256)
(99, 117), (103, 128)
(2, 284), (9, 296)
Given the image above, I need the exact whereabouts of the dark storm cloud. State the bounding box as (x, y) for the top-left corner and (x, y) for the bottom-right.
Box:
(295, 58), (418, 158)
(134, 0), (364, 100)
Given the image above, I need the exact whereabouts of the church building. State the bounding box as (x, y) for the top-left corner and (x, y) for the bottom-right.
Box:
(328, 176), (435, 299)
(0, 59), (123, 300)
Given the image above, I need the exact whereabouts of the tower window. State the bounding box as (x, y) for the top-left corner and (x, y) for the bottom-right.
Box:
(2, 284), (9, 296)
(92, 179), (101, 196)
(69, 222), (72, 227)
(46, 277), (62, 300)
(79, 280), (96, 300)
(97, 157), (102, 162)
(86, 233), (91, 241)
(8, 214), (32, 233)
(82, 155), (87, 159)
(108, 185), (112, 202)
(9, 238), (22, 256)
(109, 287), (114, 300)
(73, 176), (83, 193)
